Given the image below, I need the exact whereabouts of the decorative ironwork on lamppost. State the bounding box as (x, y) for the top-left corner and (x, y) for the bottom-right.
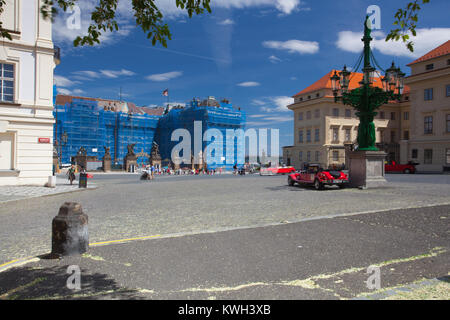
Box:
(330, 16), (405, 151)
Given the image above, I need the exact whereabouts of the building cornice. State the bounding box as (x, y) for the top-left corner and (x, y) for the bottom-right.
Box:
(405, 66), (450, 84)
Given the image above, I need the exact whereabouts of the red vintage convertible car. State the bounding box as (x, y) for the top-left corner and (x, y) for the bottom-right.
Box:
(288, 164), (349, 190)
(385, 161), (416, 174)
(260, 166), (296, 175)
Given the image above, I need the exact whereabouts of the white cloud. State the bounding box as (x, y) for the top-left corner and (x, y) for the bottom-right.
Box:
(237, 81), (260, 87)
(52, 0), (134, 46)
(146, 71), (183, 82)
(100, 69), (136, 78)
(218, 19), (235, 26)
(259, 96), (294, 112)
(269, 55), (282, 63)
(336, 28), (450, 58)
(52, 0), (305, 47)
(263, 40), (319, 54)
(71, 69), (134, 80)
(57, 88), (72, 95)
(251, 99), (266, 106)
(72, 70), (101, 80)
(211, 0), (301, 15)
(290, 76), (297, 80)
(73, 89), (86, 95)
(54, 75), (79, 87)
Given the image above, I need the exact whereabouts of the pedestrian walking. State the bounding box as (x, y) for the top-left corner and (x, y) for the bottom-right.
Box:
(67, 164), (76, 185)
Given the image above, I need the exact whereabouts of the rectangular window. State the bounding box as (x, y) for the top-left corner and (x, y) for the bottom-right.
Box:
(306, 111), (311, 119)
(403, 130), (409, 140)
(424, 116), (433, 134)
(298, 112), (303, 121)
(391, 112), (396, 120)
(332, 151), (339, 161)
(315, 151), (320, 161)
(379, 111), (385, 119)
(345, 129), (351, 142)
(424, 88), (433, 101)
(314, 128), (320, 142)
(345, 109), (351, 118)
(299, 151), (303, 161)
(446, 149), (450, 164)
(412, 149), (418, 159)
(314, 109), (320, 118)
(306, 129), (311, 142)
(298, 130), (303, 143)
(424, 149), (433, 164)
(447, 114), (450, 133)
(390, 131), (396, 143)
(403, 112), (409, 120)
(332, 128), (339, 142)
(446, 85), (450, 97)
(425, 63), (434, 70)
(0, 132), (14, 169)
(0, 63), (15, 103)
(332, 108), (339, 117)
(307, 151), (311, 161)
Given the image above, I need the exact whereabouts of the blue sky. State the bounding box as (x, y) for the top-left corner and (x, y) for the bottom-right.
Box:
(53, 0), (450, 148)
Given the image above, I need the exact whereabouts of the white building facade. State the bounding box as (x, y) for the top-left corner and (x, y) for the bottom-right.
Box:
(0, 0), (56, 185)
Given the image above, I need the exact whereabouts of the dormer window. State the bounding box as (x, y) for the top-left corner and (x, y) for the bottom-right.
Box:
(426, 63), (434, 70)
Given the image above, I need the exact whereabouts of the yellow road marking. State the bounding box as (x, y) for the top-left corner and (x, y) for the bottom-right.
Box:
(90, 234), (161, 246)
(0, 259), (21, 269)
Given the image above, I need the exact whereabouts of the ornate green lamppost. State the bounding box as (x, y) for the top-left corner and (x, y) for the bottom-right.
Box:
(330, 16), (405, 151)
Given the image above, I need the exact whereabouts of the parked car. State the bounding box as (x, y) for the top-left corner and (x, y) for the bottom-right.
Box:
(288, 164), (349, 190)
(385, 161), (416, 174)
(260, 166), (296, 176)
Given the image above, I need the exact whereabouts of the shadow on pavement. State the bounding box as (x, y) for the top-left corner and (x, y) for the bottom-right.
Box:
(0, 265), (143, 300)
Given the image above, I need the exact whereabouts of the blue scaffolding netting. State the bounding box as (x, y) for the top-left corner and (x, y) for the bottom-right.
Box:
(54, 96), (246, 170)
(54, 98), (161, 166)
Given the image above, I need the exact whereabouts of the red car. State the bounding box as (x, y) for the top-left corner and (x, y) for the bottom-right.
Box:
(288, 164), (349, 190)
(260, 166), (296, 176)
(385, 161), (416, 174)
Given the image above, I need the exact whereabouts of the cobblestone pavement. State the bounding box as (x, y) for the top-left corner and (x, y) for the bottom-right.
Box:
(0, 178), (96, 203)
(0, 173), (449, 266)
(0, 205), (448, 300)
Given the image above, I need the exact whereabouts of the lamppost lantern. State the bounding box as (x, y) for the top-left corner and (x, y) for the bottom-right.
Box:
(329, 16), (405, 151)
(331, 70), (341, 96)
(340, 65), (351, 93)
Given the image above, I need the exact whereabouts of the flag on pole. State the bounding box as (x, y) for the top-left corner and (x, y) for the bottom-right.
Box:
(162, 89), (169, 97)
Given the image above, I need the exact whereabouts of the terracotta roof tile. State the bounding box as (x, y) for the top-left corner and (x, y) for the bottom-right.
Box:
(407, 40), (450, 66)
(293, 70), (409, 97)
(141, 107), (165, 116)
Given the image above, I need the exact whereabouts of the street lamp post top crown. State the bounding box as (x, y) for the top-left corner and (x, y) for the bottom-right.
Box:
(329, 16), (406, 151)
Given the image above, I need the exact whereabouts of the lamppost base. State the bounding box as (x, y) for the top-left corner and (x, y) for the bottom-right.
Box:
(348, 150), (387, 189)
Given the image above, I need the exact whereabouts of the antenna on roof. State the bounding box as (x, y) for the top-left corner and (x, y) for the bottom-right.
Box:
(119, 87), (123, 102)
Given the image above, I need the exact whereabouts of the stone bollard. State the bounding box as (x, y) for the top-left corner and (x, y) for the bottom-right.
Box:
(51, 202), (89, 256)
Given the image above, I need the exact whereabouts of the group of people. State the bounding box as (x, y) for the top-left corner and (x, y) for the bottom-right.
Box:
(66, 164), (87, 185)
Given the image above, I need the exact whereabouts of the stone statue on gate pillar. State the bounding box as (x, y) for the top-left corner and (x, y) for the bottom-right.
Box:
(150, 141), (162, 170)
(102, 146), (111, 172)
(124, 144), (137, 172)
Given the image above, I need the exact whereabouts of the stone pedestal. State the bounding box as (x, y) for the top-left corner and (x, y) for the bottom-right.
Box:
(124, 156), (137, 172)
(344, 143), (353, 170)
(349, 150), (387, 189)
(102, 156), (111, 172)
(51, 202), (89, 256)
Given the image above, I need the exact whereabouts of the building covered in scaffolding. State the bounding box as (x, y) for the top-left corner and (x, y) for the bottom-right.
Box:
(157, 97), (246, 171)
(54, 95), (246, 170)
(54, 95), (164, 167)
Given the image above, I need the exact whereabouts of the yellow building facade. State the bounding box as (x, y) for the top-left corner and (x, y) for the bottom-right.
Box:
(283, 70), (410, 170)
(404, 41), (450, 172)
